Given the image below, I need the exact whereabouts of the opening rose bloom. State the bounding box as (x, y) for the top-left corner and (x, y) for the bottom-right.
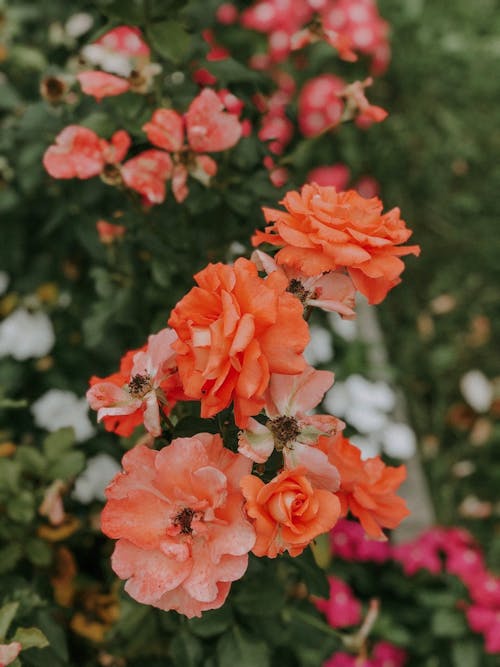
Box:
(252, 184), (420, 304)
(319, 434), (410, 540)
(241, 466), (341, 558)
(87, 328), (183, 437)
(101, 435), (255, 617)
(142, 88), (243, 202)
(238, 366), (343, 492)
(168, 257), (309, 427)
(252, 249), (356, 318)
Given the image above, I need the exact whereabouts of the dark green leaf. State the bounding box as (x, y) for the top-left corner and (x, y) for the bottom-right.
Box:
(147, 21), (191, 62)
(216, 627), (270, 667)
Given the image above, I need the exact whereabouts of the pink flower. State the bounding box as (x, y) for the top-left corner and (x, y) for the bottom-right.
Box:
(372, 641), (407, 667)
(94, 26), (150, 58)
(43, 126), (104, 179)
(298, 75), (345, 137)
(316, 576), (362, 628)
(96, 220), (126, 244)
(43, 126), (130, 180)
(101, 435), (255, 618)
(466, 606), (500, 653)
(121, 149), (173, 204)
(0, 642), (22, 667)
(87, 328), (181, 437)
(238, 365), (342, 491)
(77, 71), (130, 102)
(252, 250), (356, 318)
(445, 544), (485, 586)
(143, 89), (242, 202)
(324, 653), (369, 667)
(355, 175), (380, 199)
(329, 519), (391, 563)
(308, 164), (351, 190)
(392, 531), (444, 576)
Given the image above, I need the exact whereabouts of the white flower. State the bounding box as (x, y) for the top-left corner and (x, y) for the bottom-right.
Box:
(81, 44), (132, 77)
(31, 389), (95, 442)
(0, 308), (55, 360)
(324, 374), (395, 434)
(350, 434), (381, 460)
(0, 272), (9, 296)
(304, 325), (333, 365)
(380, 422), (416, 460)
(65, 13), (93, 38)
(327, 312), (358, 341)
(73, 453), (121, 503)
(460, 370), (493, 413)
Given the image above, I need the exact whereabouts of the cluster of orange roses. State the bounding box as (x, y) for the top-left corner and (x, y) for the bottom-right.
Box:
(84, 183), (419, 617)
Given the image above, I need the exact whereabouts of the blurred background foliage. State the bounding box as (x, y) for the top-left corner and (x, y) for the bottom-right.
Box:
(0, 0), (499, 665)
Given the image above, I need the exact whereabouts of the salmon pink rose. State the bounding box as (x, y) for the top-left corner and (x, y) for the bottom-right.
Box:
(168, 257), (309, 427)
(241, 467), (341, 558)
(252, 183), (420, 304)
(101, 435), (255, 617)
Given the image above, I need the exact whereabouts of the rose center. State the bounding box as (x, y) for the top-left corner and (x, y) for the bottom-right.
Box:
(128, 373), (153, 398)
(173, 507), (196, 535)
(269, 415), (301, 450)
(286, 279), (312, 305)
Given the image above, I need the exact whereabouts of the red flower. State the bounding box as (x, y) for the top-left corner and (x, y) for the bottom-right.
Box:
(121, 150), (173, 204)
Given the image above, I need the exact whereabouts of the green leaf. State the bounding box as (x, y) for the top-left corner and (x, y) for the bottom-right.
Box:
(42, 429), (75, 461)
(13, 627), (49, 650)
(0, 543), (23, 574)
(48, 451), (85, 481)
(0, 602), (19, 641)
(25, 538), (52, 567)
(15, 446), (46, 476)
(98, 0), (144, 22)
(432, 608), (467, 638)
(169, 630), (203, 667)
(232, 575), (285, 616)
(288, 547), (330, 598)
(205, 58), (262, 84)
(0, 459), (21, 494)
(7, 490), (36, 524)
(451, 639), (481, 667)
(216, 627), (270, 667)
(147, 21), (191, 62)
(188, 605), (233, 638)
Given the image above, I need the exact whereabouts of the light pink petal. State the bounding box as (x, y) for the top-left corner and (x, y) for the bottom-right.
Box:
(101, 489), (171, 548)
(186, 88), (242, 152)
(142, 391), (162, 436)
(250, 249), (280, 275)
(237, 418), (275, 463)
(112, 539), (191, 605)
(172, 164), (189, 202)
(209, 491), (256, 560)
(155, 581), (231, 618)
(266, 366), (334, 416)
(77, 71), (130, 102)
(122, 150), (173, 203)
(143, 109), (184, 152)
(0, 642), (22, 666)
(43, 125), (104, 179)
(284, 442), (340, 492)
(154, 436), (210, 501)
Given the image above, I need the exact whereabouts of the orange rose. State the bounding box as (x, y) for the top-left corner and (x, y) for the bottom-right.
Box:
(168, 258), (309, 427)
(241, 467), (341, 558)
(252, 184), (420, 304)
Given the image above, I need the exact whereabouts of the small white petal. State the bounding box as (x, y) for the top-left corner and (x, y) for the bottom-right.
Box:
(304, 325), (333, 365)
(31, 389), (95, 442)
(381, 422), (417, 460)
(73, 454), (121, 503)
(327, 312), (358, 341)
(460, 370), (493, 413)
(350, 434), (381, 460)
(345, 404), (388, 433)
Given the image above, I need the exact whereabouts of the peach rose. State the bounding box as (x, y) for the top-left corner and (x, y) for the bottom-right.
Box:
(101, 435), (255, 618)
(241, 467), (341, 558)
(252, 183), (420, 304)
